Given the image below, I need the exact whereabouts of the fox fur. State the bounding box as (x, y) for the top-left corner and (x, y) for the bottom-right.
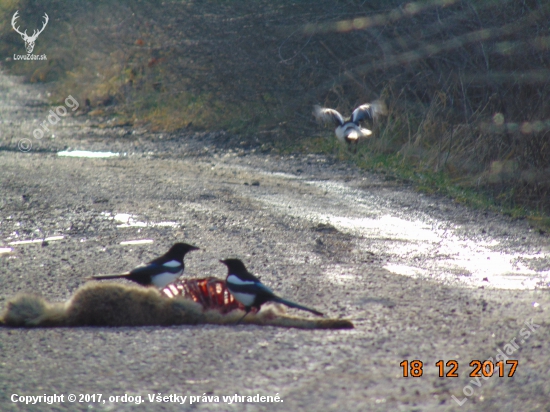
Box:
(0, 282), (353, 329)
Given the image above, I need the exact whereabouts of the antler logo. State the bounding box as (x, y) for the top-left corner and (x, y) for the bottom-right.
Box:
(12, 11), (49, 54)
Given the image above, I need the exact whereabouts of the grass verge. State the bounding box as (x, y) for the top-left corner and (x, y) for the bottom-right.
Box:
(282, 135), (550, 233)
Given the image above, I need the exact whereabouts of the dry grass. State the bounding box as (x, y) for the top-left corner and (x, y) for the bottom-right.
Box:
(2, 0), (550, 213)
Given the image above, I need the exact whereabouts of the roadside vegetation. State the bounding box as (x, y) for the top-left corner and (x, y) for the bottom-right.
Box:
(1, 0), (549, 228)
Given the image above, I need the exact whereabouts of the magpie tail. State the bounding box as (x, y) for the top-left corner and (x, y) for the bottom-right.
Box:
(273, 297), (324, 316)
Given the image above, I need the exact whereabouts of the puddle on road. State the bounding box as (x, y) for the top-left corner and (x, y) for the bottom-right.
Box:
(102, 212), (180, 229)
(102, 213), (179, 247)
(111, 213), (147, 228)
(329, 213), (549, 289)
(384, 263), (547, 290)
(1, 214), (177, 257)
(57, 150), (120, 158)
(330, 213), (548, 289)
(8, 235), (65, 245)
(120, 239), (155, 245)
(329, 215), (439, 242)
(249, 173), (549, 291)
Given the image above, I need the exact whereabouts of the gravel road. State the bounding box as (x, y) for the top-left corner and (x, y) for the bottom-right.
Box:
(1, 72), (549, 411)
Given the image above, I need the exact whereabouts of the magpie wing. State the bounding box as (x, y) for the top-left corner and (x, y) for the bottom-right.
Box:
(352, 101), (387, 123)
(130, 262), (181, 277)
(313, 106), (345, 126)
(228, 281), (276, 297)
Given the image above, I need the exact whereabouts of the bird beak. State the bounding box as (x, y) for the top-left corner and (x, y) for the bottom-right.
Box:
(190, 245), (200, 251)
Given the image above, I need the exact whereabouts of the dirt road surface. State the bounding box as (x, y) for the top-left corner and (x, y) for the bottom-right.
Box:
(1, 73), (549, 411)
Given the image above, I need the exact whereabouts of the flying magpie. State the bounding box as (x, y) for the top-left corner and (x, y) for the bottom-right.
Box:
(313, 101), (386, 149)
(89, 243), (199, 288)
(220, 258), (323, 323)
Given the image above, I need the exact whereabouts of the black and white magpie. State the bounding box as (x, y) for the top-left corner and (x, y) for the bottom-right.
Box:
(220, 258), (323, 323)
(89, 243), (199, 288)
(313, 101), (386, 148)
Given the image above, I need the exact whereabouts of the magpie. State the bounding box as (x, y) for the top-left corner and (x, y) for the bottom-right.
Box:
(313, 101), (386, 150)
(89, 243), (199, 288)
(220, 258), (323, 323)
